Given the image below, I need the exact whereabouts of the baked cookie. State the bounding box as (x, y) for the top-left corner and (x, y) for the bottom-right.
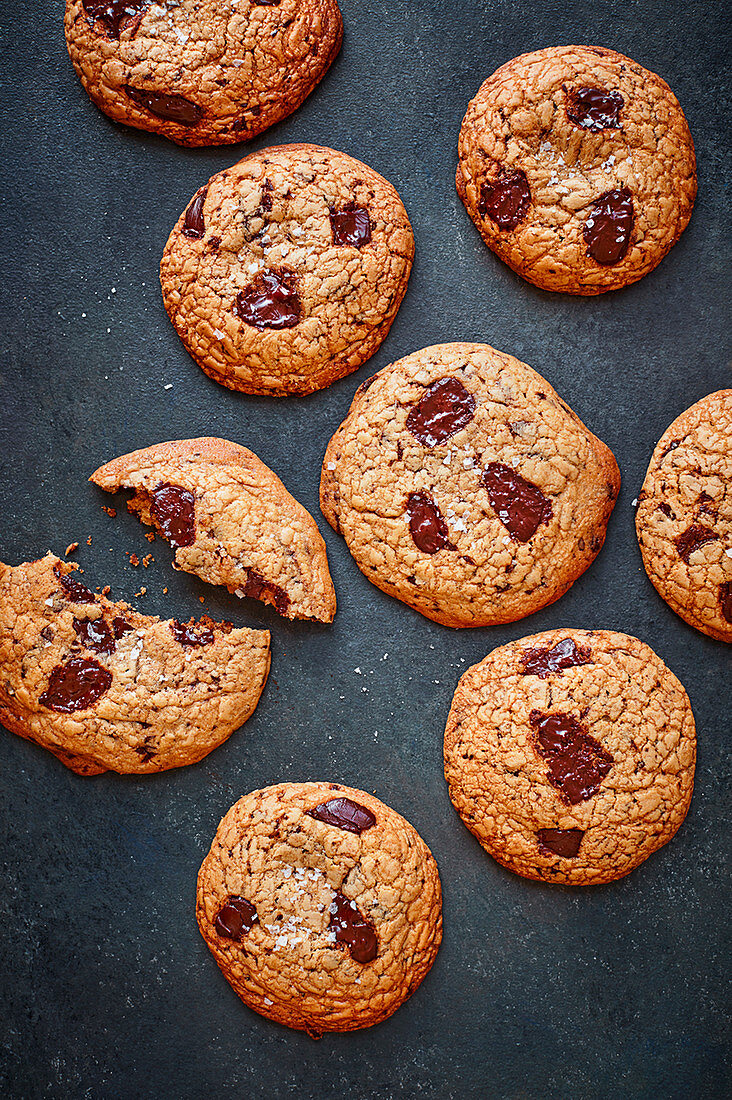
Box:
(0, 553), (270, 775)
(636, 391), (732, 643)
(456, 45), (696, 294)
(196, 782), (442, 1035)
(64, 0), (342, 147)
(91, 438), (336, 622)
(160, 143), (414, 395)
(320, 342), (620, 628)
(444, 629), (696, 885)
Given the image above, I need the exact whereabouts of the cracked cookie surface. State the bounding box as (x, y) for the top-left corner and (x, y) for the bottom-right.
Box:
(91, 437), (336, 622)
(64, 0), (342, 146)
(320, 342), (620, 628)
(444, 629), (695, 885)
(636, 390), (732, 643)
(0, 553), (270, 774)
(196, 781), (442, 1035)
(456, 45), (696, 294)
(159, 143), (414, 395)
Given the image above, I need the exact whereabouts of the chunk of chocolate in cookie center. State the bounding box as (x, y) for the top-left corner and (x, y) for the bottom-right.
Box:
(406, 377), (476, 446)
(479, 169), (531, 229)
(234, 269), (302, 330)
(584, 188), (634, 265)
(307, 797), (376, 834)
(565, 86), (623, 131)
(482, 462), (553, 542)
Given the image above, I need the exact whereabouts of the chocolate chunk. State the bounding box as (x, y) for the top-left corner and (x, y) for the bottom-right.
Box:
(39, 657), (112, 713)
(657, 502), (674, 518)
(405, 492), (454, 554)
(521, 638), (592, 679)
(112, 617), (133, 638)
(719, 582), (732, 624)
(329, 891), (378, 963)
(84, 0), (150, 38)
(406, 377), (476, 446)
(584, 188), (634, 265)
(536, 828), (585, 857)
(565, 86), (623, 131)
(170, 620), (215, 647)
(53, 565), (95, 604)
(234, 269), (301, 330)
(124, 86), (203, 126)
(214, 897), (258, 940)
(529, 710), (613, 805)
(182, 186), (208, 239)
(661, 439), (681, 460)
(330, 203), (372, 248)
(307, 797), (376, 834)
(40, 625), (54, 642)
(481, 462), (553, 542)
(675, 523), (717, 563)
(240, 570), (290, 616)
(260, 178), (274, 212)
(150, 482), (196, 548)
(479, 169), (531, 229)
(73, 616), (117, 655)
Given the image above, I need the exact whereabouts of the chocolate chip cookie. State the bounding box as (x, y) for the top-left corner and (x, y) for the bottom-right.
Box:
(636, 391), (732, 643)
(456, 45), (696, 294)
(91, 437), (336, 622)
(196, 782), (442, 1035)
(444, 629), (696, 885)
(160, 143), (414, 395)
(0, 553), (270, 775)
(320, 342), (620, 628)
(64, 0), (342, 147)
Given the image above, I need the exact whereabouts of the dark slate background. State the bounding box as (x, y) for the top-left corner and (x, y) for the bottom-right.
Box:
(0, 1), (730, 1097)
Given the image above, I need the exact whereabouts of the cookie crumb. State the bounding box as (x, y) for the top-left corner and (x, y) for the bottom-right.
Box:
(103, 506), (117, 518)
(65, 542), (79, 556)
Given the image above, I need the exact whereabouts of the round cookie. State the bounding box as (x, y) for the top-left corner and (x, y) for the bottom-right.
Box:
(196, 782), (442, 1035)
(444, 629), (696, 885)
(160, 144), (414, 395)
(64, 0), (342, 147)
(636, 390), (732, 643)
(456, 45), (696, 294)
(320, 342), (620, 628)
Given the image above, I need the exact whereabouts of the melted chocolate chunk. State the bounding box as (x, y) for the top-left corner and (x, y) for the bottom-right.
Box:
(565, 86), (623, 131)
(583, 188), (634, 265)
(536, 828), (585, 857)
(307, 797), (376, 834)
(170, 620), (215, 647)
(406, 377), (476, 446)
(84, 0), (150, 37)
(481, 462), (553, 542)
(479, 169), (531, 230)
(405, 492), (454, 554)
(520, 638), (592, 679)
(330, 203), (372, 248)
(53, 565), (95, 604)
(39, 658), (112, 713)
(530, 710), (613, 805)
(657, 502), (674, 518)
(241, 570), (290, 616)
(112, 617), (133, 638)
(675, 523), (717, 563)
(214, 897), (258, 940)
(73, 616), (117, 655)
(150, 482), (196, 548)
(182, 186), (208, 239)
(234, 269), (301, 330)
(329, 891), (378, 963)
(719, 582), (732, 624)
(124, 86), (202, 126)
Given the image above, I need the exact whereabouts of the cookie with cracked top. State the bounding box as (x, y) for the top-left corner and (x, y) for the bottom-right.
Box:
(0, 553), (270, 774)
(456, 45), (696, 293)
(320, 342), (620, 628)
(160, 143), (414, 395)
(636, 390), (732, 643)
(91, 437), (336, 622)
(64, 0), (342, 146)
(444, 629), (696, 885)
(196, 781), (442, 1035)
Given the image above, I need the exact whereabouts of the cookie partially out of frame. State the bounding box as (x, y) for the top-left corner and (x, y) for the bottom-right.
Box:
(160, 143), (414, 395)
(320, 342), (620, 628)
(0, 553), (270, 775)
(196, 782), (442, 1035)
(636, 390), (732, 642)
(64, 0), (342, 147)
(456, 45), (696, 294)
(91, 438), (336, 623)
(444, 629), (696, 885)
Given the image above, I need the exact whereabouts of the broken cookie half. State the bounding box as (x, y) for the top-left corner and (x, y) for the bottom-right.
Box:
(0, 554), (270, 775)
(91, 438), (336, 623)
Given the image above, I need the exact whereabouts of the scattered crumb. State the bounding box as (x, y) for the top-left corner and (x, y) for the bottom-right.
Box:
(142, 555), (154, 568)
(199, 596), (205, 603)
(144, 532), (155, 543)
(135, 587), (147, 597)
(163, 587), (168, 594)
(65, 542), (79, 556)
(127, 553), (140, 567)
(103, 506), (117, 518)
(86, 535), (92, 546)
(101, 585), (111, 596)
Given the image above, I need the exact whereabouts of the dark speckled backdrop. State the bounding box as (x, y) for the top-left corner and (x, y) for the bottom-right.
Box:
(0, 2), (730, 1097)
